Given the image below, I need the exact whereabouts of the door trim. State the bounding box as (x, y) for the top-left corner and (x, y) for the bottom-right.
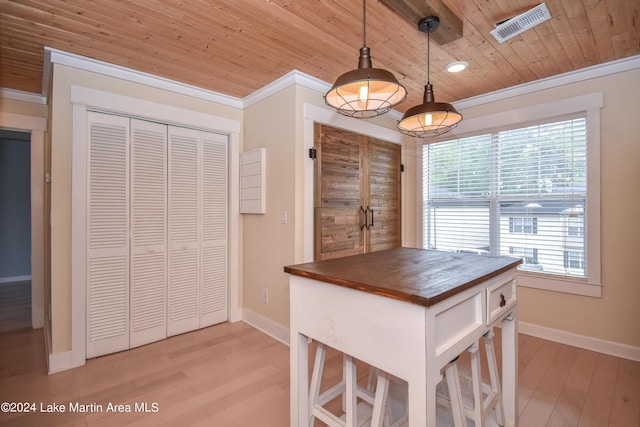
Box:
(0, 112), (46, 331)
(67, 86), (240, 372)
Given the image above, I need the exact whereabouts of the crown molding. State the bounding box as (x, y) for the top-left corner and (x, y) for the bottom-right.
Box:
(242, 69), (330, 108)
(44, 47), (243, 109)
(0, 88), (46, 105)
(453, 54), (640, 111)
(5, 49), (639, 118)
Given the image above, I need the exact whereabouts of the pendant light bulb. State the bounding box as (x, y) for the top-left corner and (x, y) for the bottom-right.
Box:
(397, 16), (462, 138)
(324, 0), (407, 118)
(359, 84), (369, 103)
(424, 113), (433, 126)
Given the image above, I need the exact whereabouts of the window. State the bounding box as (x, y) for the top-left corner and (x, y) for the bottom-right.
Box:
(564, 251), (585, 270)
(567, 217), (584, 237)
(509, 217), (538, 234)
(422, 116), (589, 281)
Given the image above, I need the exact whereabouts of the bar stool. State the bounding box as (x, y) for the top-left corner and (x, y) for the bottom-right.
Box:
(437, 330), (504, 427)
(467, 329), (504, 426)
(309, 343), (392, 426)
(308, 342), (466, 427)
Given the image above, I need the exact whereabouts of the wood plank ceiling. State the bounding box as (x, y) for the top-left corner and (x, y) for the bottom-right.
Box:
(1, 0), (639, 113)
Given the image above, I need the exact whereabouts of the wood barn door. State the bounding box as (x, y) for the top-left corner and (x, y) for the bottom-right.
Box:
(313, 124), (401, 261)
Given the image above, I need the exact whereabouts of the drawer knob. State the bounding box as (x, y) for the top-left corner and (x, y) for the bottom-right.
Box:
(500, 293), (506, 307)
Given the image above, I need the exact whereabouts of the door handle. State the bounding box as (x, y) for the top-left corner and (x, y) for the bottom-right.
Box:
(369, 207), (374, 229)
(360, 206), (368, 230)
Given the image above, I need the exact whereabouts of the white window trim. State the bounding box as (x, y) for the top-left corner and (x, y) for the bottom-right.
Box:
(416, 92), (603, 298)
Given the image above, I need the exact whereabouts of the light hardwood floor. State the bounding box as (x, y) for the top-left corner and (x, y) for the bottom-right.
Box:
(0, 281), (31, 333)
(0, 322), (638, 426)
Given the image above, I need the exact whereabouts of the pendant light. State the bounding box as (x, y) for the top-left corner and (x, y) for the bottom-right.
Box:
(324, 0), (407, 119)
(398, 16), (462, 137)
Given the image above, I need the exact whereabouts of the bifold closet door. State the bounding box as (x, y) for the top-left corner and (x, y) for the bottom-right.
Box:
(86, 112), (130, 358)
(168, 127), (200, 336)
(167, 127), (228, 336)
(200, 132), (228, 328)
(129, 119), (167, 348)
(86, 113), (228, 355)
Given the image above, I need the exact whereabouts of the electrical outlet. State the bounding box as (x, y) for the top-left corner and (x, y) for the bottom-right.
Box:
(262, 288), (269, 303)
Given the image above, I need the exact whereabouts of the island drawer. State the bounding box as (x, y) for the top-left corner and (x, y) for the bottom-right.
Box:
(487, 278), (516, 325)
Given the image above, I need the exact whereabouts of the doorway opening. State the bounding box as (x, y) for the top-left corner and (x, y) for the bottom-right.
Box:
(0, 129), (32, 332)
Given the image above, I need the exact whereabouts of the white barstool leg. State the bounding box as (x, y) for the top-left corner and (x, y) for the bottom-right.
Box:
(468, 341), (485, 425)
(370, 370), (390, 427)
(443, 357), (467, 427)
(484, 329), (504, 425)
(310, 343), (352, 426)
(465, 329), (504, 427)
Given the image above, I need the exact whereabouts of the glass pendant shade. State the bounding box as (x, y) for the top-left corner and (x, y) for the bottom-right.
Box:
(397, 83), (462, 137)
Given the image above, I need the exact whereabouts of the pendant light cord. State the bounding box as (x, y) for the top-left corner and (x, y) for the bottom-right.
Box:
(363, 0), (367, 47)
(427, 23), (431, 85)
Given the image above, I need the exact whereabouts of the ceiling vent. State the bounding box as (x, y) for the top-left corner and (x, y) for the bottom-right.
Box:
(491, 3), (551, 43)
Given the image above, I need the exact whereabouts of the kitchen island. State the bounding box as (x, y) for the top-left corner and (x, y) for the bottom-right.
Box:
(285, 247), (521, 427)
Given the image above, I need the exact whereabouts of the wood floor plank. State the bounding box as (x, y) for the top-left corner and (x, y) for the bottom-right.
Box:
(517, 338), (562, 417)
(546, 348), (598, 426)
(577, 353), (619, 427)
(0, 281), (31, 333)
(609, 357), (640, 427)
(518, 343), (580, 426)
(1, 322), (638, 426)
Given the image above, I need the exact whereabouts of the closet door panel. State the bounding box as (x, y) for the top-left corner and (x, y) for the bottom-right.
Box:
(130, 119), (167, 348)
(86, 112), (130, 358)
(200, 133), (228, 327)
(167, 127), (200, 336)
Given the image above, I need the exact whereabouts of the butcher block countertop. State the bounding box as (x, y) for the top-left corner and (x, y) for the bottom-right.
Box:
(284, 247), (521, 307)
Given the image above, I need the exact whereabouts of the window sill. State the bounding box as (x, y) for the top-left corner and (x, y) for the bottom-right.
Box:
(516, 270), (602, 298)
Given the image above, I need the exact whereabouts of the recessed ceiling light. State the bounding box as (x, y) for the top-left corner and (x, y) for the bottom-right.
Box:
(445, 61), (468, 73)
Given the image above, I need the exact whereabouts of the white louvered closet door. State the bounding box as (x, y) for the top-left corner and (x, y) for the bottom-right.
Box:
(86, 112), (130, 358)
(130, 119), (167, 348)
(167, 127), (200, 336)
(200, 132), (228, 327)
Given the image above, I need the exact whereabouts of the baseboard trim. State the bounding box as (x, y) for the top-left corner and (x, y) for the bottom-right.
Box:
(44, 316), (85, 374)
(518, 321), (640, 362)
(44, 317), (52, 373)
(240, 308), (290, 346)
(0, 275), (32, 283)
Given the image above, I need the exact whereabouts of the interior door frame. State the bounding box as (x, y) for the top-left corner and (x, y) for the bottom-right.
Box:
(303, 104), (407, 263)
(0, 110), (46, 331)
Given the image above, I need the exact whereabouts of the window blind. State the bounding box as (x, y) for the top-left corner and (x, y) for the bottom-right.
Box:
(423, 116), (588, 279)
